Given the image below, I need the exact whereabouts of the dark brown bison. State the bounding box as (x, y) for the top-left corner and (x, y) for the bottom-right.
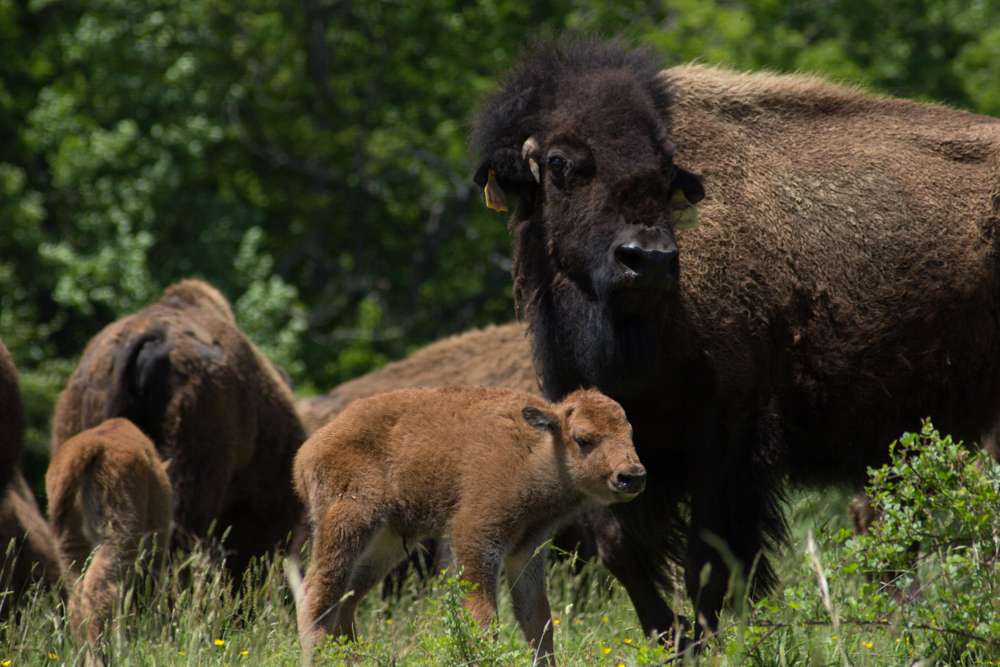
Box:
(51, 280), (306, 577)
(296, 322), (538, 435)
(0, 339), (24, 496)
(0, 340), (63, 617)
(294, 386), (643, 663)
(471, 38), (1000, 642)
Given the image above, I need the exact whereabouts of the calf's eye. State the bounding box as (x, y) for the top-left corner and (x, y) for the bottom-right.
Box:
(574, 435), (593, 449)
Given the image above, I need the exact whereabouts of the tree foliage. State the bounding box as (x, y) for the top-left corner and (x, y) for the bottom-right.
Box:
(2, 0), (1000, 468)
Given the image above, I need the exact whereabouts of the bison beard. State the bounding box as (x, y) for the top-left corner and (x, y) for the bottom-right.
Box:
(472, 36), (1000, 645)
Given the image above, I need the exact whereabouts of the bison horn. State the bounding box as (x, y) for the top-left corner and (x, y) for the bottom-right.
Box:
(522, 136), (541, 183)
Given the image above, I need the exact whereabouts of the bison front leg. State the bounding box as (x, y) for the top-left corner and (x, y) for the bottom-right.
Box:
(591, 508), (689, 649)
(448, 528), (501, 631)
(505, 544), (555, 665)
(684, 438), (786, 642)
(298, 501), (377, 659)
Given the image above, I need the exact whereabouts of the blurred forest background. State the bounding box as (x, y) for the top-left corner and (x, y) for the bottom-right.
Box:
(3, 0), (1000, 486)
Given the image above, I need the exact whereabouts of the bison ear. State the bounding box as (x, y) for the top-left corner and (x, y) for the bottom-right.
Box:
(474, 147), (539, 213)
(522, 405), (558, 432)
(670, 165), (705, 205)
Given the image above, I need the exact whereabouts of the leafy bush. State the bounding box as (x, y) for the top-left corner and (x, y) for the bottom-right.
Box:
(836, 421), (1000, 662)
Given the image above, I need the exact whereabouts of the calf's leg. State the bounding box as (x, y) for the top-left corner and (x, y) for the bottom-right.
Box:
(298, 501), (377, 655)
(449, 527), (501, 630)
(337, 526), (409, 634)
(505, 545), (555, 665)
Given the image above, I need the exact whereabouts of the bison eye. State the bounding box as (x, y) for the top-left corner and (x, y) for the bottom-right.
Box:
(547, 154), (567, 173)
(574, 435), (594, 450)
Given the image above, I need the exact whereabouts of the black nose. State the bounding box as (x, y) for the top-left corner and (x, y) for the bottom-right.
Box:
(611, 466), (647, 494)
(613, 231), (679, 289)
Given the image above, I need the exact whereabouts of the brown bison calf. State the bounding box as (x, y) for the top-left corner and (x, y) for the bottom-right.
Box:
(293, 386), (644, 663)
(51, 279), (306, 577)
(46, 418), (171, 653)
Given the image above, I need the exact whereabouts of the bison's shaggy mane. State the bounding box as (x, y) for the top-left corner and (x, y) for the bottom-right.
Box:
(470, 36), (671, 164)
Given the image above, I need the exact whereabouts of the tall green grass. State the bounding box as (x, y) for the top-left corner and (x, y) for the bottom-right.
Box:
(3, 423), (998, 665)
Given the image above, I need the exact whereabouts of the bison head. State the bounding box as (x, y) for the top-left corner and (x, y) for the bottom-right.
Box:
(523, 388), (645, 504)
(472, 38), (704, 400)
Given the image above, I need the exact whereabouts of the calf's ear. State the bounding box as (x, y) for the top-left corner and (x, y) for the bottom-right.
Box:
(522, 405), (558, 431)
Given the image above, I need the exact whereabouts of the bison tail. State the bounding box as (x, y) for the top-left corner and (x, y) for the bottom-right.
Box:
(105, 327), (172, 442)
(45, 447), (101, 541)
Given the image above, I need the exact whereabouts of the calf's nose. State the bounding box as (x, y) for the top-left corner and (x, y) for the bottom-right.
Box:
(611, 464), (647, 494)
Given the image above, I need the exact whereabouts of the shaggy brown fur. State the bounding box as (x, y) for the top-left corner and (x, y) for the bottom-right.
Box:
(293, 386), (644, 664)
(46, 418), (171, 653)
(296, 322), (538, 435)
(0, 340), (63, 617)
(0, 470), (64, 618)
(472, 37), (1000, 642)
(51, 280), (306, 576)
(0, 340), (23, 495)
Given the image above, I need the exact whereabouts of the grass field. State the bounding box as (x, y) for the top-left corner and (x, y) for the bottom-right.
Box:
(6, 479), (995, 667)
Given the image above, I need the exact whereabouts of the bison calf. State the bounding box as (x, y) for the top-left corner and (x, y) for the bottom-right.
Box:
(46, 418), (172, 652)
(293, 386), (644, 663)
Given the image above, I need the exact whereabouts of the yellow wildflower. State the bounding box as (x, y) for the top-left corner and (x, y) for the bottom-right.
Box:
(601, 646), (612, 655)
(178, 651), (187, 657)
(47, 654), (58, 662)
(862, 640), (874, 650)
(385, 618), (393, 625)
(2, 659), (11, 666)
(617, 663), (626, 667)
(622, 637), (633, 645)
(213, 639), (225, 647)
(552, 617), (561, 626)
(240, 649), (249, 657)
(601, 614), (609, 624)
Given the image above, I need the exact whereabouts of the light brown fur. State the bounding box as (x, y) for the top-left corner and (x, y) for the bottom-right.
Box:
(296, 322), (537, 435)
(51, 279), (306, 576)
(46, 418), (171, 656)
(293, 386), (643, 664)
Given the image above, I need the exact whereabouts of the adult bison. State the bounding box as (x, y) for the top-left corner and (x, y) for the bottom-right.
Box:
(0, 340), (63, 617)
(296, 322), (537, 434)
(51, 280), (306, 578)
(471, 38), (1000, 641)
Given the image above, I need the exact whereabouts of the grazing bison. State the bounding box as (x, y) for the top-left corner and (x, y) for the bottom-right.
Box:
(296, 322), (537, 435)
(51, 280), (306, 577)
(1, 340), (24, 496)
(0, 471), (64, 617)
(471, 38), (1000, 641)
(46, 418), (171, 653)
(293, 386), (643, 663)
(0, 340), (63, 617)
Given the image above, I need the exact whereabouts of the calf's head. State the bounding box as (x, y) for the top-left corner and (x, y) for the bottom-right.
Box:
(522, 388), (645, 504)
(472, 38), (704, 400)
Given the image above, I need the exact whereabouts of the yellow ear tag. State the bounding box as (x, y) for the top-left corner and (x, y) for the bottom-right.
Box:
(484, 169), (508, 213)
(671, 189), (699, 230)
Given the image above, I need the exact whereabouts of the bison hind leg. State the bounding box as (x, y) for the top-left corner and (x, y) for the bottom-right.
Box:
(337, 525), (411, 634)
(298, 501), (387, 657)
